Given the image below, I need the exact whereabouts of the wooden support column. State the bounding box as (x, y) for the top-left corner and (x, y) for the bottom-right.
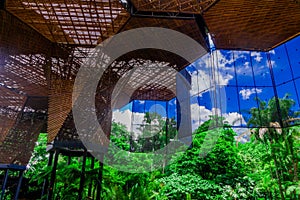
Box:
(78, 149), (87, 200)
(14, 170), (24, 200)
(0, 169), (9, 200)
(47, 150), (59, 200)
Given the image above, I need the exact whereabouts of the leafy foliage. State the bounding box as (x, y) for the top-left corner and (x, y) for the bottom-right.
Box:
(157, 173), (222, 200)
(246, 94), (300, 199)
(21, 96), (300, 199)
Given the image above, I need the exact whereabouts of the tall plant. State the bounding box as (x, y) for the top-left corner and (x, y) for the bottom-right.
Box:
(248, 94), (300, 199)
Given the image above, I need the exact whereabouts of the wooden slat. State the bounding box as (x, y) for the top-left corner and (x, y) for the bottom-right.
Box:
(6, 0), (130, 46)
(203, 0), (300, 51)
(47, 77), (74, 142)
(0, 117), (45, 165)
(130, 0), (217, 13)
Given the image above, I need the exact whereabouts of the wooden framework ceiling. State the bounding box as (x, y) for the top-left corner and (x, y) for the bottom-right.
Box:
(1, 0), (300, 164)
(1, 0), (210, 156)
(4, 0), (300, 51)
(203, 0), (300, 51)
(130, 0), (217, 14)
(5, 0), (217, 46)
(6, 0), (130, 45)
(0, 10), (50, 165)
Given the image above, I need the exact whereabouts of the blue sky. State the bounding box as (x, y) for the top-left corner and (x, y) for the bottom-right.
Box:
(112, 35), (300, 135)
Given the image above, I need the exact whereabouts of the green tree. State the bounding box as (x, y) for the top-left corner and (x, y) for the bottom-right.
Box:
(136, 112), (177, 152)
(156, 117), (256, 199)
(248, 94), (300, 199)
(110, 122), (131, 151)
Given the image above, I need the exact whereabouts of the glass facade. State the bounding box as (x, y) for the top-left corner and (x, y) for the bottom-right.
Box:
(190, 36), (300, 132)
(112, 36), (300, 149)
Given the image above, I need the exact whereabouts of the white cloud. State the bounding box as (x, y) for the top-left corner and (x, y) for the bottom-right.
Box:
(239, 88), (262, 100)
(112, 109), (134, 131)
(218, 50), (271, 78)
(112, 109), (167, 138)
(190, 50), (264, 98)
(191, 104), (211, 130)
(270, 60), (276, 67)
(113, 102), (249, 142)
(191, 50), (275, 86)
(112, 109), (145, 134)
(137, 100), (145, 104)
(269, 49), (276, 54)
(190, 70), (211, 96)
(190, 51), (234, 96)
(251, 52), (263, 62)
(190, 103), (246, 132)
(169, 99), (176, 105)
(244, 61), (250, 68)
(224, 112), (247, 126)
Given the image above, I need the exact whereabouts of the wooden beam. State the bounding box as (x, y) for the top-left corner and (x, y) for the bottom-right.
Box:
(131, 10), (198, 19)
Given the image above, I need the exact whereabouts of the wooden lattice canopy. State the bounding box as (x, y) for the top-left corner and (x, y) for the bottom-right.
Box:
(1, 0), (300, 164)
(203, 0), (300, 51)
